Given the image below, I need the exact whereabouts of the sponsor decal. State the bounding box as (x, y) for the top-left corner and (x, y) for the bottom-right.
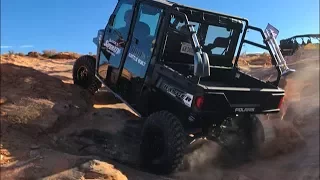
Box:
(162, 83), (193, 107)
(235, 108), (255, 112)
(128, 46), (147, 67)
(103, 39), (121, 56)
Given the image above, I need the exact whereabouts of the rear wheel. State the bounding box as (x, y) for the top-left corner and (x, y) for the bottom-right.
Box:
(140, 111), (186, 174)
(249, 115), (266, 158)
(73, 55), (101, 94)
(216, 115), (266, 165)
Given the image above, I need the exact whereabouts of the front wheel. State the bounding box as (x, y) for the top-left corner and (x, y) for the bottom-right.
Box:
(72, 55), (101, 94)
(140, 111), (186, 174)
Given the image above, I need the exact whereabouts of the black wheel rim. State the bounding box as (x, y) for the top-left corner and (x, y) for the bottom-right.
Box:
(76, 66), (90, 86)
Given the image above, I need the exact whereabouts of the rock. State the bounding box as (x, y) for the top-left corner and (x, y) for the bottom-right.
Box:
(80, 160), (128, 180)
(30, 144), (40, 150)
(29, 150), (41, 158)
(1, 111), (8, 117)
(72, 89), (94, 112)
(41, 167), (84, 180)
(52, 102), (80, 117)
(0, 97), (8, 104)
(77, 137), (95, 146)
(238, 175), (253, 180)
(50, 52), (80, 59)
(53, 136), (58, 142)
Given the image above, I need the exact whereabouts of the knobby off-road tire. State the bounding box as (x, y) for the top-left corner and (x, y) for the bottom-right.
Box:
(250, 115), (266, 158)
(73, 55), (102, 94)
(218, 115), (266, 166)
(140, 111), (186, 174)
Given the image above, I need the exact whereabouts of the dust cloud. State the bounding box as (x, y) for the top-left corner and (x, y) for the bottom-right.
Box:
(175, 139), (224, 180)
(259, 48), (319, 158)
(175, 48), (319, 180)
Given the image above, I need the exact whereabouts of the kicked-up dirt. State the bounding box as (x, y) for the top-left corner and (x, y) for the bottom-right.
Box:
(0, 47), (319, 180)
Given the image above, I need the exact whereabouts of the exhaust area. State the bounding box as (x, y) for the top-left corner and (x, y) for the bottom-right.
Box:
(174, 48), (319, 180)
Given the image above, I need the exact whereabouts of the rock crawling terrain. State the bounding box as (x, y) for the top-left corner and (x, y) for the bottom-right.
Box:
(0, 48), (319, 180)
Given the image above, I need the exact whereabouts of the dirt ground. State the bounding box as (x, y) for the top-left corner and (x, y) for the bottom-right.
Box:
(0, 48), (319, 180)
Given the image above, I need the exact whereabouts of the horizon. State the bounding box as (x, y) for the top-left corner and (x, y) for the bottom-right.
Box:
(1, 0), (319, 55)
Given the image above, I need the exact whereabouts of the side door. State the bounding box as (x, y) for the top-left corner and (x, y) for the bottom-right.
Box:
(97, 0), (134, 90)
(117, 2), (164, 104)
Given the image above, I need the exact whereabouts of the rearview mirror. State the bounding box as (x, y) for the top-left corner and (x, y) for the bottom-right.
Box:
(202, 52), (210, 76)
(194, 52), (211, 77)
(194, 52), (203, 76)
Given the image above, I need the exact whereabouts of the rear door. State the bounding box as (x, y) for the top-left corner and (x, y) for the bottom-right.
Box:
(97, 0), (134, 90)
(117, 2), (164, 104)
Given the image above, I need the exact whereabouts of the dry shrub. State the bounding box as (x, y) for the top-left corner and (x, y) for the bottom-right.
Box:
(8, 51), (14, 56)
(16, 52), (25, 56)
(42, 49), (57, 58)
(27, 51), (40, 58)
(50, 52), (80, 59)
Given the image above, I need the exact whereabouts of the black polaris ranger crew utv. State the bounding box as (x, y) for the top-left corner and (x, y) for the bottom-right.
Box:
(73, 0), (292, 174)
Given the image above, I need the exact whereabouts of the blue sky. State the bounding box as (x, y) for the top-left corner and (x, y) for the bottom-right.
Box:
(1, 0), (319, 54)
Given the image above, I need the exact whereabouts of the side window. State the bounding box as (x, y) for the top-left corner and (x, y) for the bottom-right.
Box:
(113, 4), (133, 29)
(100, 1), (133, 69)
(123, 4), (163, 78)
(112, 2), (134, 40)
(204, 26), (232, 55)
(138, 8), (161, 36)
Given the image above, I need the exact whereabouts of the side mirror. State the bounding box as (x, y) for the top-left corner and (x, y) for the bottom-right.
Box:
(93, 29), (105, 47)
(108, 14), (116, 26)
(193, 52), (211, 77)
(202, 52), (210, 76)
(194, 52), (203, 76)
(98, 29), (104, 41)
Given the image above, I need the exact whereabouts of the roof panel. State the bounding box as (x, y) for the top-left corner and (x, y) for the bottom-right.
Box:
(142, 0), (247, 22)
(149, 0), (174, 6)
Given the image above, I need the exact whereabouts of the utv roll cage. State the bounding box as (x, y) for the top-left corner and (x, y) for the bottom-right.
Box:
(151, 0), (292, 86)
(79, 1), (290, 173)
(280, 34), (320, 55)
(281, 34), (320, 43)
(93, 0), (292, 87)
